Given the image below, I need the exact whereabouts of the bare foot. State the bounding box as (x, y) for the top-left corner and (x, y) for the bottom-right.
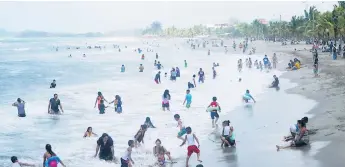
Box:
(276, 145), (280, 151)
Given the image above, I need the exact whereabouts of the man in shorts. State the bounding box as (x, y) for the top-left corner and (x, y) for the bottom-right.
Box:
(48, 94), (64, 114)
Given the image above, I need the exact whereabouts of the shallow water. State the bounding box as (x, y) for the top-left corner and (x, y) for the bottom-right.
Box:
(0, 37), (323, 167)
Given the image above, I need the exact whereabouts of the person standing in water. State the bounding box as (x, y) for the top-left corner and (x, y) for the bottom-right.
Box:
(95, 133), (115, 161)
(134, 125), (148, 147)
(162, 90), (171, 111)
(109, 95), (122, 113)
(170, 68), (177, 81)
(43, 144), (67, 167)
(176, 67), (180, 77)
(121, 65), (125, 72)
(180, 127), (202, 167)
(120, 140), (135, 167)
(183, 89), (192, 109)
(187, 75), (196, 89)
(156, 61), (162, 70)
(98, 100), (107, 114)
(198, 68), (205, 83)
(50, 80), (56, 88)
(156, 53), (159, 59)
(272, 53), (278, 69)
(243, 90), (256, 103)
(184, 60), (188, 68)
(263, 55), (269, 69)
(212, 67), (217, 79)
(207, 49), (210, 56)
(139, 64), (144, 72)
(237, 59), (243, 72)
(48, 94), (64, 114)
(94, 92), (108, 112)
(144, 117), (156, 128)
(12, 98), (26, 117)
(154, 71), (161, 84)
(207, 97), (221, 128)
(84, 127), (98, 137)
(11, 156), (35, 167)
(174, 114), (186, 141)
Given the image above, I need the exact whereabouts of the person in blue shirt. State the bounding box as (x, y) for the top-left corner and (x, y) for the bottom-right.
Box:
(263, 55), (269, 68)
(183, 89), (192, 108)
(243, 90), (256, 103)
(45, 156), (66, 167)
(121, 65), (125, 72)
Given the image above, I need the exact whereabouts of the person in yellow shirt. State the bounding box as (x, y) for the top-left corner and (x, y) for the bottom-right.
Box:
(295, 61), (300, 69)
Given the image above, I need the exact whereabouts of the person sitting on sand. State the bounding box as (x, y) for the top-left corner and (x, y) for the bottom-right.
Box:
(277, 120), (309, 151)
(284, 117), (308, 142)
(269, 75), (279, 88)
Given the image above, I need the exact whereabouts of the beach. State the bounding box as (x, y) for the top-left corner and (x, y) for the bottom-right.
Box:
(0, 37), (344, 167)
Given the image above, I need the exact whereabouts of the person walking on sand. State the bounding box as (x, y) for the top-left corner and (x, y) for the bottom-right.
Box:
(180, 127), (202, 167)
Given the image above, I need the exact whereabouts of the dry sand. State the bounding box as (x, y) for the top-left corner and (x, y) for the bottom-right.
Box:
(253, 41), (345, 167)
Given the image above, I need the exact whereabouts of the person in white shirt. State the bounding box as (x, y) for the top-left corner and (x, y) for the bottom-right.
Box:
(180, 127), (202, 167)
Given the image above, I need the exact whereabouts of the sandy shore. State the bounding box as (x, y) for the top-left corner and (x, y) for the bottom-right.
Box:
(253, 41), (345, 167)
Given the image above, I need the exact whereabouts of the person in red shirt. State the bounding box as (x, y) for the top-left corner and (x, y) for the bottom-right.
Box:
(207, 97), (221, 128)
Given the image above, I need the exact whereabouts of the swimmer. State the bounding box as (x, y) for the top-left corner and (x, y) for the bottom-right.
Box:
(120, 140), (135, 167)
(121, 65), (125, 72)
(84, 127), (98, 137)
(156, 53), (159, 59)
(184, 60), (188, 68)
(176, 67), (180, 77)
(94, 92), (108, 112)
(109, 95), (122, 113)
(83, 54), (86, 57)
(43, 144), (66, 167)
(48, 94), (64, 114)
(174, 114), (186, 141)
(198, 68), (205, 83)
(50, 80), (56, 88)
(68, 54), (72, 58)
(11, 156), (35, 167)
(155, 71), (161, 84)
(12, 98), (26, 117)
(95, 133), (115, 161)
(237, 59), (242, 72)
(243, 90), (256, 103)
(207, 97), (221, 128)
(134, 125), (148, 147)
(183, 89), (192, 109)
(233, 41), (236, 51)
(248, 58), (252, 68)
(162, 90), (171, 111)
(207, 49), (210, 55)
(154, 60), (157, 67)
(139, 64), (144, 72)
(144, 117), (156, 128)
(164, 72), (167, 78)
(259, 61), (263, 71)
(238, 78), (242, 82)
(153, 139), (172, 166)
(180, 127), (202, 167)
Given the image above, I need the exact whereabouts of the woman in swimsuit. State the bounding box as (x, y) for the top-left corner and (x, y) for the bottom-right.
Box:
(83, 127), (98, 137)
(43, 144), (66, 167)
(94, 92), (108, 112)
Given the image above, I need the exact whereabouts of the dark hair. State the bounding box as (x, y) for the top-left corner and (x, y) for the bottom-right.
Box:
(300, 121), (306, 127)
(141, 124), (147, 130)
(297, 120), (302, 125)
(186, 127), (192, 133)
(196, 164), (204, 167)
(87, 127), (92, 132)
(11, 156), (18, 163)
(98, 92), (102, 96)
(155, 139), (161, 144)
(128, 140), (134, 146)
(17, 98), (21, 103)
(54, 93), (58, 96)
(193, 74), (196, 78)
(212, 96), (217, 101)
(163, 90), (170, 99)
(115, 95), (121, 101)
(186, 89), (190, 93)
(174, 114), (180, 119)
(302, 117), (308, 124)
(45, 144), (56, 156)
(101, 133), (108, 138)
(223, 120), (230, 126)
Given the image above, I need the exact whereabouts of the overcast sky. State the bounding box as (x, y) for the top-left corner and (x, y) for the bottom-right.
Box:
(0, 1), (336, 33)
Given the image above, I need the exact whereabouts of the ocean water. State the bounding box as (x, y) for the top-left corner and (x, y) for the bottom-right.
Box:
(0, 37), (322, 167)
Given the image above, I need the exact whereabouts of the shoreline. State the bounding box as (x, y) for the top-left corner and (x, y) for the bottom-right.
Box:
(259, 41), (345, 167)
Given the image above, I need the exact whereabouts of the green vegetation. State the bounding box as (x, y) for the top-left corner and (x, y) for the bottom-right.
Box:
(142, 2), (345, 41)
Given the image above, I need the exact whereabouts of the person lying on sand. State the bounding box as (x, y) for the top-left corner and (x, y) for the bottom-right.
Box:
(277, 119), (309, 151)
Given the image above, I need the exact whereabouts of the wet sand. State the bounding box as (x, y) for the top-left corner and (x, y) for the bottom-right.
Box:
(257, 41), (345, 167)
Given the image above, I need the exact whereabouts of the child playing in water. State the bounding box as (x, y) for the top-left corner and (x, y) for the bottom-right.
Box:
(109, 95), (122, 113)
(83, 127), (98, 137)
(120, 140), (135, 167)
(134, 125), (147, 147)
(162, 90), (171, 111)
(153, 139), (173, 166)
(243, 90), (256, 103)
(207, 97), (221, 128)
(212, 67), (217, 79)
(184, 60), (188, 68)
(99, 100), (107, 114)
(180, 127), (202, 167)
(183, 89), (192, 109)
(11, 156), (35, 167)
(174, 114), (186, 141)
(144, 117), (156, 128)
(259, 61), (263, 71)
